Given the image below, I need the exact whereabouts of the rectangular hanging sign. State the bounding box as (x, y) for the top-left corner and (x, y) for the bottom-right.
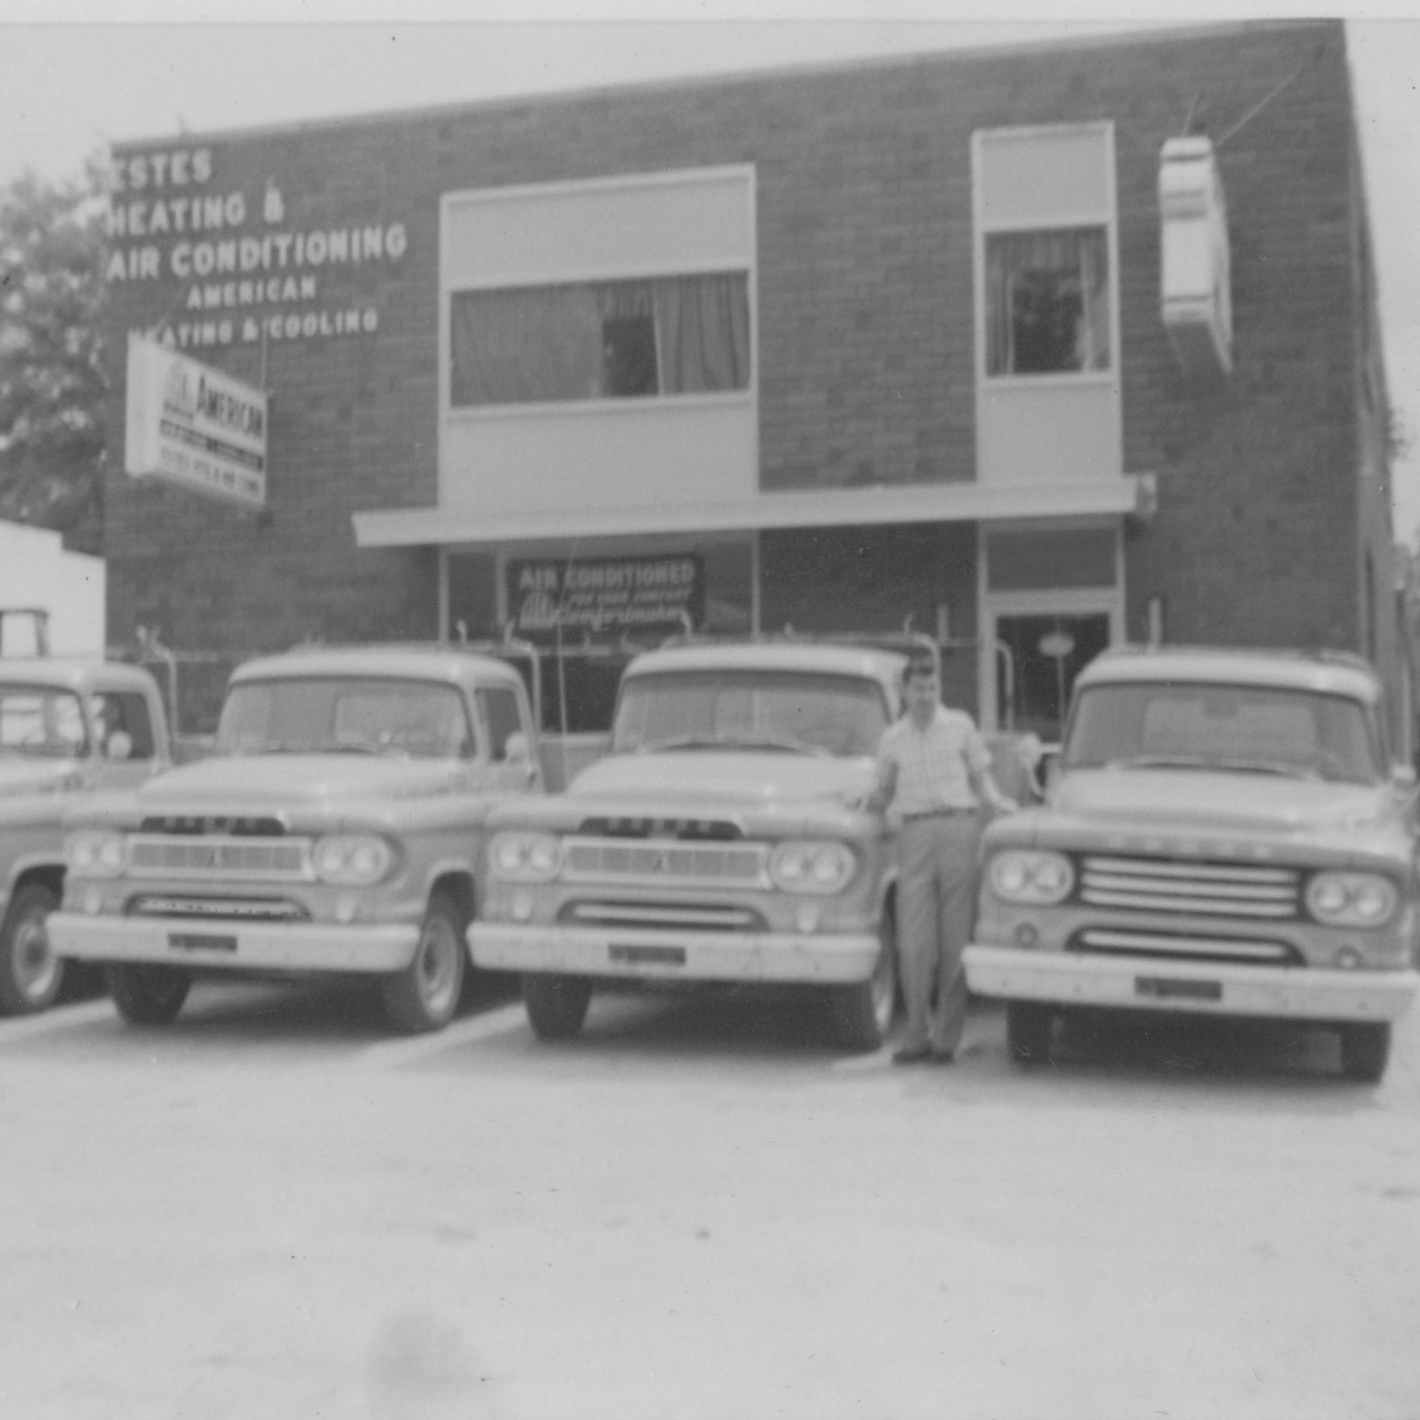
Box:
(124, 333), (268, 508)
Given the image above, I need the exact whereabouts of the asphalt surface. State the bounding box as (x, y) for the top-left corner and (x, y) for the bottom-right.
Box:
(2, 974), (1418, 1420)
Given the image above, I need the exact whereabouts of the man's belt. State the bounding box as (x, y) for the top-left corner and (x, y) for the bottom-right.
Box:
(901, 806), (978, 821)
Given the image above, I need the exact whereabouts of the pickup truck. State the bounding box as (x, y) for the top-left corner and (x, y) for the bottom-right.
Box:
(469, 639), (913, 1051)
(964, 646), (1420, 1082)
(49, 644), (542, 1033)
(0, 656), (172, 1014)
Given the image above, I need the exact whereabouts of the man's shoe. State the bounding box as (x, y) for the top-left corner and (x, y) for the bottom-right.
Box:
(929, 1049), (956, 1065)
(892, 1045), (931, 1064)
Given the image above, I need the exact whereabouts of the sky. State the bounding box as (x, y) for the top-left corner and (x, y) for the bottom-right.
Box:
(4, 3), (1420, 539)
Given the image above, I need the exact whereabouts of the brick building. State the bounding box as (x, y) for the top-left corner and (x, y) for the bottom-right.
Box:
(99, 19), (1406, 744)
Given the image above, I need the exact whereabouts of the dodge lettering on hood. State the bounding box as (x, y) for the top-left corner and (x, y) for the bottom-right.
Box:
(469, 641), (907, 1051)
(963, 646), (1420, 1082)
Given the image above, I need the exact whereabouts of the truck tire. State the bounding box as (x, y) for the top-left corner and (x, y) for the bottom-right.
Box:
(1339, 1021), (1391, 1083)
(0, 882), (64, 1015)
(380, 892), (467, 1034)
(522, 972), (592, 1041)
(107, 963), (191, 1026)
(824, 909), (898, 1052)
(1006, 1000), (1054, 1065)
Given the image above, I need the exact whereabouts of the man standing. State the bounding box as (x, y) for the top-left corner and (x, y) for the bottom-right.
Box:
(867, 653), (1016, 1064)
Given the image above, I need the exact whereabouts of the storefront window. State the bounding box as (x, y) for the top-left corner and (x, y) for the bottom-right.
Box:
(450, 272), (751, 407)
(985, 227), (1110, 375)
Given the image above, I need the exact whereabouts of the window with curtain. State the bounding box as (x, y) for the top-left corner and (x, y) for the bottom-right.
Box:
(985, 227), (1110, 376)
(450, 272), (751, 407)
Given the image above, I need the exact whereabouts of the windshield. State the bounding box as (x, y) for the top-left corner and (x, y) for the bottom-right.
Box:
(1064, 681), (1383, 784)
(0, 686), (88, 759)
(216, 678), (474, 759)
(612, 670), (891, 757)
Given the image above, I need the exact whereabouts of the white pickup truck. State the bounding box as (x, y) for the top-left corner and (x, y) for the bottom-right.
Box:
(1, 654), (172, 1014)
(964, 646), (1420, 1082)
(49, 644), (542, 1033)
(470, 639), (913, 1051)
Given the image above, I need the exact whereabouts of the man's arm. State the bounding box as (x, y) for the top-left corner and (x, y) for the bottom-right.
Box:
(966, 729), (1017, 814)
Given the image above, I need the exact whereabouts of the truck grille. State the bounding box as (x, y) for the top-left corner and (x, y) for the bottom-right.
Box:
(561, 836), (768, 889)
(562, 901), (765, 933)
(1078, 855), (1300, 919)
(127, 835), (313, 881)
(1068, 927), (1301, 967)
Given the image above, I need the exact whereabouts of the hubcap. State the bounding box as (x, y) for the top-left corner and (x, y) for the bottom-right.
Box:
(14, 910), (59, 1004)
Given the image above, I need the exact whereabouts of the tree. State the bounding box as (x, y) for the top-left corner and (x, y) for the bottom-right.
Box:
(0, 156), (110, 554)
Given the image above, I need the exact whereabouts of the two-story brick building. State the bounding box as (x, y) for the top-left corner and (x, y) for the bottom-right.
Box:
(98, 19), (1407, 747)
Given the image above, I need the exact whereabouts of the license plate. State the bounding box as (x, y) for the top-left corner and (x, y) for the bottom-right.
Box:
(610, 944), (686, 966)
(1135, 975), (1221, 1002)
(169, 932), (238, 953)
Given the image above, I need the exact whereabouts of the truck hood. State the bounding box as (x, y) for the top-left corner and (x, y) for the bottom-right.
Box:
(1050, 769), (1396, 835)
(0, 757), (78, 797)
(132, 753), (465, 809)
(490, 750), (880, 837)
(570, 751), (875, 807)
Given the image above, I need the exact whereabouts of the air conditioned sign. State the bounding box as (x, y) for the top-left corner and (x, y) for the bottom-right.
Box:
(508, 556), (704, 643)
(124, 333), (268, 508)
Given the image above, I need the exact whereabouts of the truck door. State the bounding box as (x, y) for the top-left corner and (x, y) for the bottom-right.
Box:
(88, 690), (162, 790)
(475, 685), (542, 792)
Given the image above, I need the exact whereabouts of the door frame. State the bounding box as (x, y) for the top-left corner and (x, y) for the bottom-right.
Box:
(977, 520), (1125, 734)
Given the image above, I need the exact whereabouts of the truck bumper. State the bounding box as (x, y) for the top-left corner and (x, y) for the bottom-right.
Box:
(963, 944), (1420, 1023)
(469, 921), (880, 983)
(47, 912), (420, 974)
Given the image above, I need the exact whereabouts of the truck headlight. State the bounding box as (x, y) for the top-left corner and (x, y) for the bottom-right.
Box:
(1305, 872), (1397, 928)
(769, 841), (855, 895)
(312, 834), (394, 886)
(988, 849), (1074, 905)
(64, 829), (127, 878)
(489, 831), (562, 883)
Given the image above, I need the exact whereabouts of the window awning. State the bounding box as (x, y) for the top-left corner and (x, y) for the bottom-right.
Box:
(352, 474), (1156, 549)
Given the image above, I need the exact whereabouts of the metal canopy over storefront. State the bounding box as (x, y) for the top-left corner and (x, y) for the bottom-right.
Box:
(352, 474), (1156, 549)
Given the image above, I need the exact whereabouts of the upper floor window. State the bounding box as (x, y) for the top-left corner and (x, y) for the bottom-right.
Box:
(450, 272), (750, 408)
(985, 227), (1110, 376)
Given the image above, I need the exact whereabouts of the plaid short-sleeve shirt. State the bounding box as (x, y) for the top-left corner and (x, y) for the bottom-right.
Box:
(875, 704), (991, 818)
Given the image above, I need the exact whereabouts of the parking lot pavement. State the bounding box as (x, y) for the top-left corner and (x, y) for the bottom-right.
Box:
(2, 985), (1419, 1420)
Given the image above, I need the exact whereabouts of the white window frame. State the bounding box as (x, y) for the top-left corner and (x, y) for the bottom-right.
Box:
(973, 122), (1121, 393)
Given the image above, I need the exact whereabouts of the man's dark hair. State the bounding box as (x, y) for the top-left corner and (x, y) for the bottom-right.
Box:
(903, 653), (938, 684)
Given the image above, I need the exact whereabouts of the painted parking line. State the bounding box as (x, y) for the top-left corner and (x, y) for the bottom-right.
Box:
(0, 997), (116, 1044)
(360, 999), (529, 1071)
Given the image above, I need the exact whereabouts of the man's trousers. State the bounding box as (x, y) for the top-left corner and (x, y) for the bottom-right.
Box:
(895, 813), (982, 1055)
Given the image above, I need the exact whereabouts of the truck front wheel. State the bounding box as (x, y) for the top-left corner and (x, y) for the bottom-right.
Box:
(824, 909), (899, 1052)
(107, 963), (191, 1026)
(522, 972), (592, 1041)
(1339, 1021), (1391, 1083)
(1006, 1000), (1054, 1065)
(0, 882), (64, 1015)
(381, 892), (468, 1034)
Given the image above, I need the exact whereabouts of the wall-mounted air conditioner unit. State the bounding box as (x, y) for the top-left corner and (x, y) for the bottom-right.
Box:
(1159, 135), (1232, 380)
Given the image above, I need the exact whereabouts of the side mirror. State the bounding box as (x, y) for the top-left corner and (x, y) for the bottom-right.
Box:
(105, 730), (133, 762)
(1393, 763), (1417, 792)
(503, 731), (531, 767)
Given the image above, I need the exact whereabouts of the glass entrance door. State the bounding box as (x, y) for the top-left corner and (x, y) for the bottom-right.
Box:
(993, 611), (1111, 743)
